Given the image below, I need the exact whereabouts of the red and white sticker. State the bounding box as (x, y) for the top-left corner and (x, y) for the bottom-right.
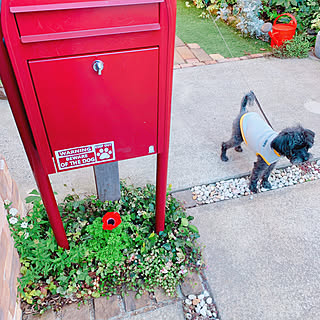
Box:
(55, 141), (115, 170)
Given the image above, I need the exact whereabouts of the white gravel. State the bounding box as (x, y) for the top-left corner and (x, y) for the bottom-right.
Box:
(192, 160), (320, 205)
(184, 291), (220, 320)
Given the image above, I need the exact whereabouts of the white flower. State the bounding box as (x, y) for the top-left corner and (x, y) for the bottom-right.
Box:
(179, 267), (188, 275)
(21, 222), (28, 229)
(160, 267), (168, 274)
(9, 208), (18, 216)
(4, 199), (11, 205)
(24, 232), (29, 239)
(9, 217), (18, 224)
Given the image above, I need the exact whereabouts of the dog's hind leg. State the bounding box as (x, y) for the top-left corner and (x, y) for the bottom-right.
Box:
(261, 163), (276, 189)
(221, 135), (243, 162)
(221, 114), (244, 162)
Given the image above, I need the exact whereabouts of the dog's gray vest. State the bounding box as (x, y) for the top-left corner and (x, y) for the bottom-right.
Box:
(240, 112), (281, 165)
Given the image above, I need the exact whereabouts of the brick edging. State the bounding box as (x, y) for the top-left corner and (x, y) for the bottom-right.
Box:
(174, 51), (273, 69)
(0, 155), (24, 320)
(24, 270), (220, 320)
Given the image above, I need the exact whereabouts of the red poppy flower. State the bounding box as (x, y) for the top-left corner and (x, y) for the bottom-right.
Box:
(102, 212), (121, 231)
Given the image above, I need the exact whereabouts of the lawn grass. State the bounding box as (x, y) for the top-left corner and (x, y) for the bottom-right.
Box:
(176, 0), (271, 57)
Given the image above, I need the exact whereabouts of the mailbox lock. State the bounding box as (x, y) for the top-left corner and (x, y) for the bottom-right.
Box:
(93, 60), (104, 75)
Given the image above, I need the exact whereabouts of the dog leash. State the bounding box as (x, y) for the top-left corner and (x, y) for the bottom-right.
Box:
(201, 0), (274, 130)
(250, 91), (274, 129)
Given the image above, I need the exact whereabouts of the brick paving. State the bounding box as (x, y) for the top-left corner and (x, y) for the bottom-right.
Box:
(0, 156), (24, 320)
(174, 36), (272, 69)
(0, 82), (7, 100)
(95, 296), (121, 320)
(23, 271), (213, 320)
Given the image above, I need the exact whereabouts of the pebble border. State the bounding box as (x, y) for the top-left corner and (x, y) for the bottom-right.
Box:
(192, 160), (320, 205)
(183, 291), (219, 320)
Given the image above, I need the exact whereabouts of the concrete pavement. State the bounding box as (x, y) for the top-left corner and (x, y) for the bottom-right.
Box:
(190, 179), (320, 320)
(1, 56), (320, 319)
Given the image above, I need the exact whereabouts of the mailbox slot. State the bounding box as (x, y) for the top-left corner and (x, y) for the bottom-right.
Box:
(29, 47), (159, 171)
(12, 0), (162, 43)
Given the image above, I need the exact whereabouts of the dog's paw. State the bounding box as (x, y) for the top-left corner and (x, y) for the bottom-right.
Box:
(261, 180), (272, 189)
(221, 154), (229, 162)
(249, 184), (258, 193)
(234, 146), (243, 152)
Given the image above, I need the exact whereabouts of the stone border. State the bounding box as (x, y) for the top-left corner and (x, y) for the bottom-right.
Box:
(24, 270), (220, 320)
(174, 37), (273, 69)
(172, 159), (320, 209)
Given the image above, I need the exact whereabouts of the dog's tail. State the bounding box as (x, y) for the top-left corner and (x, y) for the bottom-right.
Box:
(240, 91), (255, 113)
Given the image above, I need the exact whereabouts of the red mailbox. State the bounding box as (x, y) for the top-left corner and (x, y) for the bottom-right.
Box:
(0, 0), (176, 248)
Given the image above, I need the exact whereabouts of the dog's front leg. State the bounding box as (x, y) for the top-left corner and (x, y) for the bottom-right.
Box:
(261, 162), (276, 189)
(249, 156), (269, 193)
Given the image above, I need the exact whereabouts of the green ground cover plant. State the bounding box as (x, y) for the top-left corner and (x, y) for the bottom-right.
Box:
(272, 33), (311, 58)
(6, 183), (203, 315)
(176, 0), (271, 57)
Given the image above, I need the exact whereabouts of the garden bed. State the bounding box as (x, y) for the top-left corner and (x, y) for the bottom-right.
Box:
(177, 0), (320, 59)
(6, 182), (203, 315)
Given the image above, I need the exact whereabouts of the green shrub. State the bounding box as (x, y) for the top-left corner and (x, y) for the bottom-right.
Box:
(272, 33), (311, 58)
(311, 12), (320, 32)
(269, 0), (302, 8)
(289, 0), (320, 34)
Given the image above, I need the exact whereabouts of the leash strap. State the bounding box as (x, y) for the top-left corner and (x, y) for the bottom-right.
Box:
(201, 0), (274, 130)
(250, 91), (274, 129)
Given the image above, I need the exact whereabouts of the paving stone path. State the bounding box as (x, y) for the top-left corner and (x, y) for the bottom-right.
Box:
(174, 36), (271, 69)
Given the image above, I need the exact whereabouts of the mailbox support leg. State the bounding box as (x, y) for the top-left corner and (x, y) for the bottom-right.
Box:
(34, 170), (70, 249)
(0, 27), (69, 249)
(93, 162), (121, 202)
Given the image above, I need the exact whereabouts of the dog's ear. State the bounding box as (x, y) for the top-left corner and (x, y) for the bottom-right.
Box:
(303, 129), (315, 149)
(271, 133), (291, 156)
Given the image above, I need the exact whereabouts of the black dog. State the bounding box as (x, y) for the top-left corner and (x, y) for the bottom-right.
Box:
(220, 92), (315, 193)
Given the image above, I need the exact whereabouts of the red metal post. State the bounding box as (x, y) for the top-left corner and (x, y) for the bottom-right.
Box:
(155, 0), (176, 234)
(0, 17), (69, 249)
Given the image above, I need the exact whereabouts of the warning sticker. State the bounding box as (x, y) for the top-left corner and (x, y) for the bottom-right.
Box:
(55, 141), (115, 171)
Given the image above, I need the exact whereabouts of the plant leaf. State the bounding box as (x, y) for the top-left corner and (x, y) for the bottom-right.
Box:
(181, 218), (189, 227)
(25, 196), (41, 204)
(163, 243), (171, 251)
(29, 189), (40, 195)
(188, 225), (199, 234)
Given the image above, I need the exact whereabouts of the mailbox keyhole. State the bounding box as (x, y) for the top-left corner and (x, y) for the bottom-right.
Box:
(93, 60), (104, 75)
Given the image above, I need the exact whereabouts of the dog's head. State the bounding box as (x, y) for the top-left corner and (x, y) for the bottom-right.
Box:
(271, 126), (315, 164)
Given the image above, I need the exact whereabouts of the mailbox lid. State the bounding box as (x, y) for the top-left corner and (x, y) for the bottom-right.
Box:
(12, 0), (162, 43)
(29, 47), (159, 171)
